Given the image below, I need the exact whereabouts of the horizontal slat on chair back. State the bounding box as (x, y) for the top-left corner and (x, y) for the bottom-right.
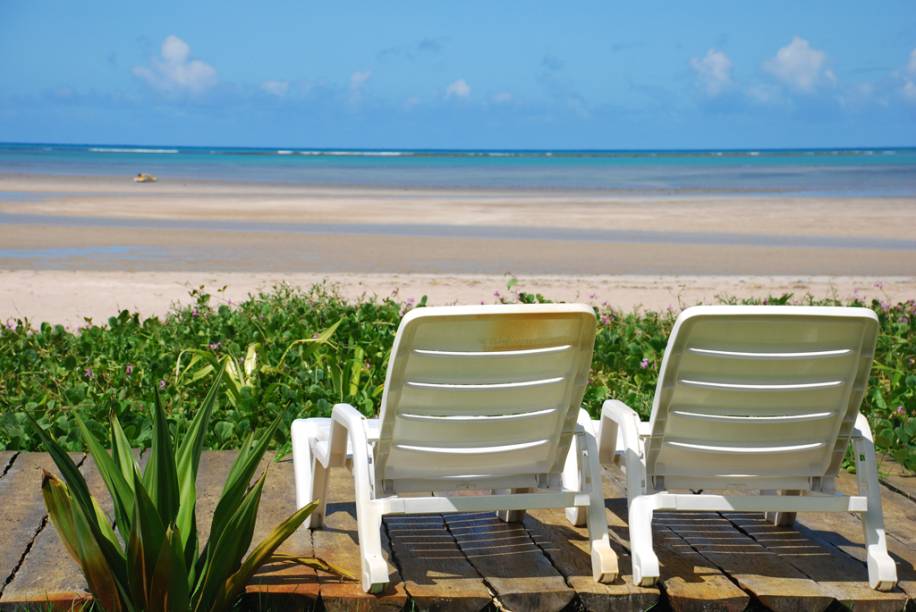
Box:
(648, 306), (878, 489)
(375, 305), (596, 489)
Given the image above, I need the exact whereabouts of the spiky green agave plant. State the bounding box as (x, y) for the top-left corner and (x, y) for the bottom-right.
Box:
(30, 370), (350, 612)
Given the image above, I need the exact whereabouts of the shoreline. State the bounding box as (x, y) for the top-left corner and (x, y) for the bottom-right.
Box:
(2, 270), (913, 327)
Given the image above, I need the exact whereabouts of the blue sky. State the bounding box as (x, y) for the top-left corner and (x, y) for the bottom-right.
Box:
(1, 1), (914, 149)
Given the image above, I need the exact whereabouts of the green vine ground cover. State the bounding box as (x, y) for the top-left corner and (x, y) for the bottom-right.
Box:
(1, 283), (913, 470)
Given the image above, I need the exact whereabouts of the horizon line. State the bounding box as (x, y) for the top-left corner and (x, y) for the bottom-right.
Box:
(2, 141), (916, 153)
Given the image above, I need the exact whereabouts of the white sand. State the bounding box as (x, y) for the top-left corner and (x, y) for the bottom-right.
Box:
(1, 270), (912, 327)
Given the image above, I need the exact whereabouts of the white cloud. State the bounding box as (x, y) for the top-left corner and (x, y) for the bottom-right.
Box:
(261, 80), (289, 97)
(690, 49), (732, 96)
(133, 35), (217, 95)
(900, 49), (916, 105)
(904, 79), (916, 104)
(492, 92), (513, 104)
(350, 70), (371, 93)
(403, 96), (420, 110)
(764, 36), (831, 93)
(446, 79), (471, 98)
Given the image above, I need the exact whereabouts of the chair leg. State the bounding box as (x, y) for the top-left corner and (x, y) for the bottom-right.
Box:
(763, 490), (799, 527)
(629, 495), (660, 587)
(496, 489), (529, 523)
(354, 499), (388, 594)
(329, 409), (389, 593)
(563, 418), (588, 527)
(853, 415), (898, 591)
(291, 419), (329, 528)
(580, 425), (618, 583)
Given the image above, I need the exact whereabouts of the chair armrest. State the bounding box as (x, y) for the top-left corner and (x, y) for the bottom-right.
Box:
(851, 413), (874, 441)
(329, 403), (369, 468)
(598, 400), (643, 467)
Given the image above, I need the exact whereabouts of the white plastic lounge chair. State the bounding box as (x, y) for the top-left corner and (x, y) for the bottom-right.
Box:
(594, 305), (897, 590)
(291, 304), (618, 593)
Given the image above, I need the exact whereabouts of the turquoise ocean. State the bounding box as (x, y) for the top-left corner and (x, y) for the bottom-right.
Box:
(2, 142), (916, 197)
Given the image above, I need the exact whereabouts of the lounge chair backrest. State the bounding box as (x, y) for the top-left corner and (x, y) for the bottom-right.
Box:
(375, 304), (596, 492)
(647, 306), (879, 490)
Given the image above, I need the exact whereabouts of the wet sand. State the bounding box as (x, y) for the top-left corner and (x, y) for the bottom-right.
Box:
(0, 173), (913, 323)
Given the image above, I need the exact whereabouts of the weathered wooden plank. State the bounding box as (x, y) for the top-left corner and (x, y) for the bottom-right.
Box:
(836, 470), (916, 548)
(725, 511), (907, 611)
(0, 452), (112, 607)
(311, 466), (406, 612)
(878, 455), (916, 504)
(657, 510), (835, 612)
(244, 453), (321, 611)
(0, 452), (15, 478)
(522, 506), (659, 612)
(602, 468), (751, 612)
(0, 452), (83, 601)
(443, 511), (575, 612)
(195, 450), (240, 545)
(794, 507), (916, 601)
(385, 513), (493, 612)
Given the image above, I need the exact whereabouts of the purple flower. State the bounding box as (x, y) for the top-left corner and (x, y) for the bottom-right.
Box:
(227, 298), (233, 306)
(209, 341), (221, 351)
(4, 319), (14, 330)
(405, 297), (416, 306)
(897, 405), (906, 417)
(589, 293), (598, 300)
(874, 281), (884, 290)
(191, 307), (200, 318)
(125, 364), (134, 376)
(83, 367), (94, 379)
(880, 301), (890, 313)
(640, 358), (650, 369)
(762, 298), (769, 305)
(600, 315), (611, 326)
(158, 379), (167, 391)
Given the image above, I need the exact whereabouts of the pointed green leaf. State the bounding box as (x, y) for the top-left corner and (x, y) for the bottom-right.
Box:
(176, 369), (223, 568)
(28, 414), (130, 593)
(75, 414), (134, 536)
(143, 387), (180, 525)
(194, 475), (266, 612)
(148, 525), (191, 612)
(41, 471), (82, 564)
(127, 469), (168, 607)
(204, 418), (278, 558)
(243, 343), (259, 379)
(110, 411), (140, 490)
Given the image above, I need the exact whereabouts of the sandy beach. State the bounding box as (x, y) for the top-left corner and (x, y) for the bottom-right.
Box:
(1, 270), (913, 327)
(1, 172), (914, 323)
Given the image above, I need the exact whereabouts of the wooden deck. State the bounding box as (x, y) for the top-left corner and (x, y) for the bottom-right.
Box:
(0, 450), (913, 611)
